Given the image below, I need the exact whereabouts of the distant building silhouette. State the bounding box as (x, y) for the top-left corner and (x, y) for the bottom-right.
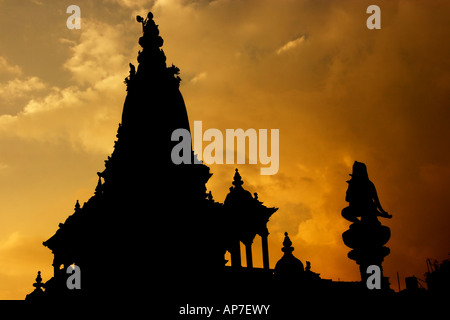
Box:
(425, 258), (450, 296)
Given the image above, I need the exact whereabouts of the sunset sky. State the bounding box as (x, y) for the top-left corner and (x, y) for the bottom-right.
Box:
(1, 0), (449, 299)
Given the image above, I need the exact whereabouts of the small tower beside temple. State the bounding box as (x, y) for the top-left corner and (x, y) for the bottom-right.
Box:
(274, 232), (304, 282)
(224, 169), (278, 270)
(274, 232), (322, 288)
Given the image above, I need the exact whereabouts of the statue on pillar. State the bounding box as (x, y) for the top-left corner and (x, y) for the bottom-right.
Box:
(341, 161), (392, 289)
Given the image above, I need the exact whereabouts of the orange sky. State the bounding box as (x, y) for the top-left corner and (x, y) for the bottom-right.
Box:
(0, 0), (449, 299)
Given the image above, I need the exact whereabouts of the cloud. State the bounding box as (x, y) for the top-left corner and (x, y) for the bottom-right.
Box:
(0, 162), (8, 171)
(0, 232), (51, 277)
(190, 72), (207, 84)
(106, 0), (156, 9)
(0, 76), (125, 153)
(0, 232), (52, 299)
(0, 77), (46, 100)
(63, 20), (129, 86)
(0, 57), (47, 115)
(0, 56), (22, 77)
(0, 19), (132, 153)
(276, 35), (306, 55)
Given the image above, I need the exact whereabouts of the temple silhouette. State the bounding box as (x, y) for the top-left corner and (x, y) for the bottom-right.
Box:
(24, 12), (448, 315)
(26, 12), (282, 304)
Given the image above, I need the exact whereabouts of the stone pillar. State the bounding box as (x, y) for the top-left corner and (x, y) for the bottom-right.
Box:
(261, 233), (270, 269)
(245, 242), (253, 269)
(230, 240), (241, 269)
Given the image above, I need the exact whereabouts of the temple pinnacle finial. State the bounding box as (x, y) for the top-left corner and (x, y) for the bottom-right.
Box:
(74, 200), (80, 211)
(25, 270), (45, 301)
(136, 12), (154, 31)
(232, 168), (244, 188)
(32, 271), (44, 290)
(282, 232), (294, 253)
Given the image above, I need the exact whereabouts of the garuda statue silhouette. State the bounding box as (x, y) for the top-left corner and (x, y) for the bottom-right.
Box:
(341, 161), (392, 288)
(342, 161), (392, 223)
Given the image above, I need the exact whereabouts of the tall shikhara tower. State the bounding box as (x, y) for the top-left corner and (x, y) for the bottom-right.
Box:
(27, 12), (277, 304)
(34, 12), (219, 302)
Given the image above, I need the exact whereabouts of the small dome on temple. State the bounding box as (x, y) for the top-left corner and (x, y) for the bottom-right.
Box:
(224, 169), (254, 205)
(274, 232), (304, 282)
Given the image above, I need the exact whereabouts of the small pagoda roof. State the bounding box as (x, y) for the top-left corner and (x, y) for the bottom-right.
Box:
(223, 169), (278, 241)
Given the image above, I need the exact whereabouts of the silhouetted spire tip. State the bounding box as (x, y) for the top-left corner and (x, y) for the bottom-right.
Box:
(232, 168), (244, 187)
(282, 232), (294, 253)
(32, 271), (44, 290)
(75, 200), (80, 211)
